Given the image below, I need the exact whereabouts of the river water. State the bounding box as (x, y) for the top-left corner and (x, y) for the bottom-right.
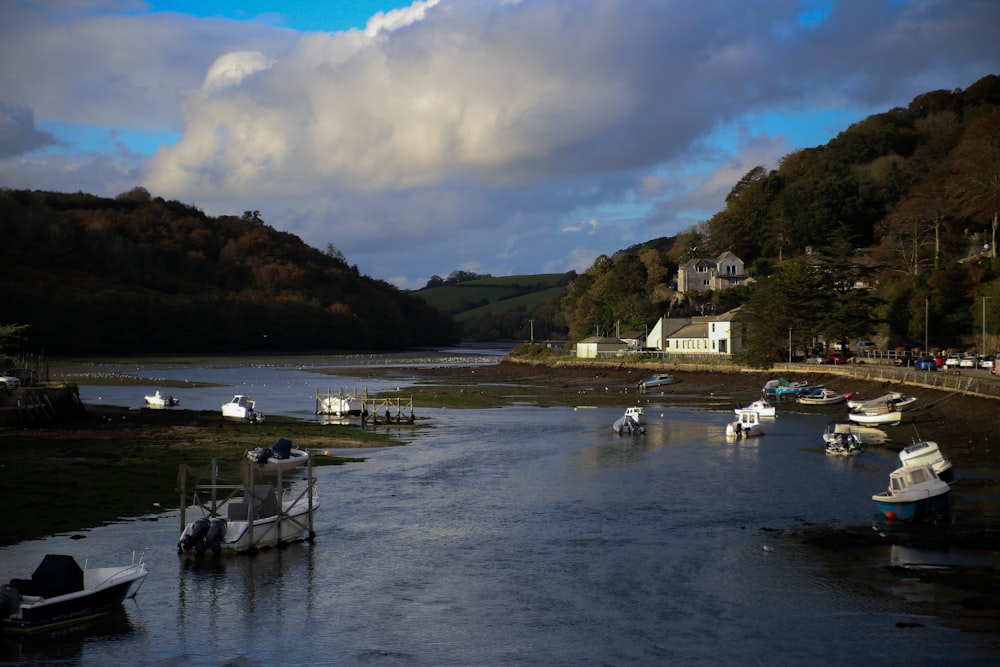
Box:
(3, 351), (998, 665)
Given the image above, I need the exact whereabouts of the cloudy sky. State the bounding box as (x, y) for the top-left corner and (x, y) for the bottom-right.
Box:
(2, 1), (998, 289)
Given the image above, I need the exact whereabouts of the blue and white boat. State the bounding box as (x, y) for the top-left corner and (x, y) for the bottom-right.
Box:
(872, 464), (950, 521)
(762, 378), (815, 397)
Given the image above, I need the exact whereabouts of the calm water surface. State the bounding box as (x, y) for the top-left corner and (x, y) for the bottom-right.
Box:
(3, 355), (998, 665)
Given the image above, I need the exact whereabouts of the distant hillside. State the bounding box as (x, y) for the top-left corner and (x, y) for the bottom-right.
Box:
(560, 74), (1000, 353)
(414, 274), (573, 341)
(0, 189), (461, 354)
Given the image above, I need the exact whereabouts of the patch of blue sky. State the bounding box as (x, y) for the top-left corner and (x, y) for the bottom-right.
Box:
(34, 121), (179, 156)
(144, 1), (417, 32)
(712, 108), (872, 155)
(797, 0), (832, 27)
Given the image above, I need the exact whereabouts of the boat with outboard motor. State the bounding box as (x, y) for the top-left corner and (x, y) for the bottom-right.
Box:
(1, 553), (147, 635)
(177, 456), (318, 555)
(726, 409), (765, 439)
(144, 390), (178, 407)
(612, 406), (646, 434)
(222, 394), (264, 423)
(246, 437), (309, 471)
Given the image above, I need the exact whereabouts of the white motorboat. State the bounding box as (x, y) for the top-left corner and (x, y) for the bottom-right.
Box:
(178, 478), (318, 555)
(144, 390), (178, 407)
(872, 464), (950, 521)
(847, 392), (917, 412)
(1, 553), (147, 634)
(823, 421), (865, 444)
(637, 374), (673, 390)
(246, 437), (310, 471)
(899, 440), (953, 482)
(848, 401), (902, 426)
(315, 388), (367, 416)
(726, 409), (765, 439)
(824, 428), (863, 455)
(735, 399), (776, 418)
(222, 395), (264, 423)
(612, 406), (646, 434)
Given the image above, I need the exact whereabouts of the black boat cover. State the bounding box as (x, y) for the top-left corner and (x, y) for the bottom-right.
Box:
(9, 554), (84, 598)
(271, 437), (293, 459)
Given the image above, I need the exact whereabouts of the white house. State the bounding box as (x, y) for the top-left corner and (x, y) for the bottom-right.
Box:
(647, 308), (743, 357)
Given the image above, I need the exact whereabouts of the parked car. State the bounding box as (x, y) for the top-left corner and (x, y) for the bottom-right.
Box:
(894, 354), (917, 367)
(5, 368), (40, 386)
(915, 357), (938, 371)
(979, 355), (996, 369)
(825, 352), (846, 365)
(944, 356), (963, 368)
(805, 355), (830, 365)
(959, 356), (979, 368)
(0, 374), (21, 389)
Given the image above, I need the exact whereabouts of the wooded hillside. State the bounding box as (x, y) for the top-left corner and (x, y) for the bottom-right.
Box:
(562, 74), (1000, 356)
(0, 189), (461, 354)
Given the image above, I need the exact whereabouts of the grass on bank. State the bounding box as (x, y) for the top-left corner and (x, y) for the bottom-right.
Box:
(0, 408), (403, 547)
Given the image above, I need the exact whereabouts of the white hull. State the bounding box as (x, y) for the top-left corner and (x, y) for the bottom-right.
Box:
(735, 399), (775, 418)
(317, 396), (364, 416)
(247, 447), (309, 470)
(144, 390), (178, 407)
(222, 395), (264, 422)
(179, 493), (318, 555)
(847, 393), (916, 412)
(848, 410), (902, 426)
(727, 409), (765, 438)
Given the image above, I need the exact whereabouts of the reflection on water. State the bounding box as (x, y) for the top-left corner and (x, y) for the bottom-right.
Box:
(5, 359), (999, 665)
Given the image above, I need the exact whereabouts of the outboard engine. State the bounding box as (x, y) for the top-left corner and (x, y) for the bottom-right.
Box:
(0, 584), (21, 618)
(179, 517), (211, 552)
(204, 517), (228, 553)
(247, 447), (271, 464)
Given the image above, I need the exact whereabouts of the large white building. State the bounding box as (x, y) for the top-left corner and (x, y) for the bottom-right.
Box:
(646, 308), (743, 357)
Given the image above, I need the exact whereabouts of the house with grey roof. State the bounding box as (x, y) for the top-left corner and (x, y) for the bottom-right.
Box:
(676, 251), (750, 293)
(646, 307), (743, 357)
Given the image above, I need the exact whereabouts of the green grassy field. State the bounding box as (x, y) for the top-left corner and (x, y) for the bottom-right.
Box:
(414, 274), (567, 315)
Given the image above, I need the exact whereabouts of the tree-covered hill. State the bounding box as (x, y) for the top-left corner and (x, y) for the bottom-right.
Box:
(0, 189), (461, 354)
(561, 74), (1000, 355)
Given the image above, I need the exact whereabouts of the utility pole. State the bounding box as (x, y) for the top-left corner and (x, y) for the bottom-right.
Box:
(529, 319), (534, 343)
(788, 328), (792, 363)
(983, 296), (991, 356)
